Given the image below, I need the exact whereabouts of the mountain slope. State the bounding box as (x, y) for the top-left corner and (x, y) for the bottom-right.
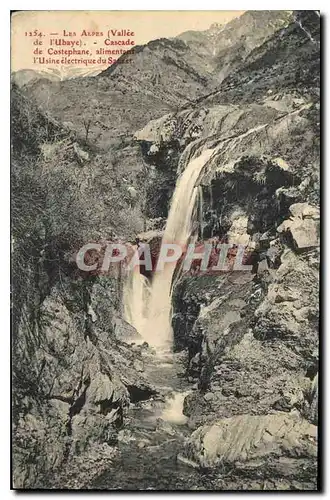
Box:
(177, 11), (293, 81)
(21, 11), (296, 149)
(22, 37), (218, 148)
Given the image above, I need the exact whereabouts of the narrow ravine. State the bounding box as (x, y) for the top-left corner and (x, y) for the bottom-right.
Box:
(11, 10), (320, 491)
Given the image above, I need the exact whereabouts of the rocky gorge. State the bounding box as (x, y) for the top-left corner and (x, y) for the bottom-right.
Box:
(11, 10), (320, 491)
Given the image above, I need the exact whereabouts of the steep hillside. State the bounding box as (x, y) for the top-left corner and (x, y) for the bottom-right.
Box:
(22, 37), (218, 149)
(11, 85), (158, 488)
(129, 10), (320, 490)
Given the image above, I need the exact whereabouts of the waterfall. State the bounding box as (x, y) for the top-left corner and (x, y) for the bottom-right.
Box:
(123, 269), (150, 340)
(124, 148), (215, 349)
(161, 391), (190, 424)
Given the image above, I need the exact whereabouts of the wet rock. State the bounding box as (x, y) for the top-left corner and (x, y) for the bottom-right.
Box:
(125, 384), (156, 403)
(192, 274), (256, 389)
(172, 273), (252, 358)
(115, 317), (141, 343)
(172, 312), (198, 352)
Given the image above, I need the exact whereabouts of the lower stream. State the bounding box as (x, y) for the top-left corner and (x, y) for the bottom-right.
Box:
(91, 348), (215, 491)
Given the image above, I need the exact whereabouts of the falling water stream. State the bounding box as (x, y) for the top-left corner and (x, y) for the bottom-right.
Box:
(91, 149), (217, 489)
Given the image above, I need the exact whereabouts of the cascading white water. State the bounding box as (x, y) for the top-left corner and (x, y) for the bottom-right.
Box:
(123, 148), (215, 349)
(161, 391), (190, 424)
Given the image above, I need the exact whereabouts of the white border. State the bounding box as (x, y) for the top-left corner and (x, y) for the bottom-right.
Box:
(2, 1), (328, 10)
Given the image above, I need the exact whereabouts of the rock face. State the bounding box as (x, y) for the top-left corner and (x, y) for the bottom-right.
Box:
(159, 11), (319, 490)
(201, 10), (320, 106)
(22, 12), (294, 148)
(178, 11), (293, 82)
(12, 10), (319, 491)
(181, 413), (317, 490)
(12, 275), (157, 488)
(171, 200), (319, 489)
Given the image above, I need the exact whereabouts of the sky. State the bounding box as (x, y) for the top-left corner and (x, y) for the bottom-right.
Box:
(11, 10), (245, 72)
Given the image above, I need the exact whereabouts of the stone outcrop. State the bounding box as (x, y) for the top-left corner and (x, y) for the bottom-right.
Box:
(164, 14), (319, 489)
